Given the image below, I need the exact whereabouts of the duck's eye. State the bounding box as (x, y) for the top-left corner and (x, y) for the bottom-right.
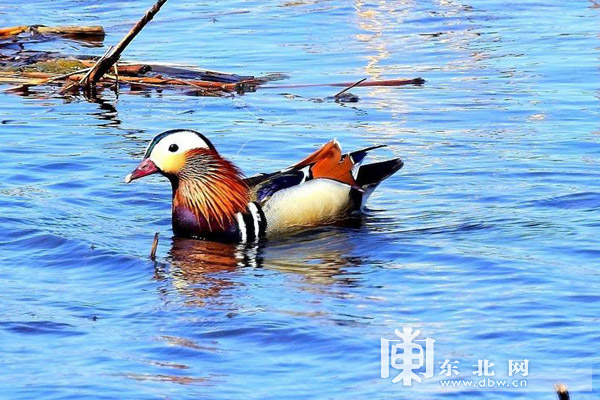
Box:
(168, 144), (179, 152)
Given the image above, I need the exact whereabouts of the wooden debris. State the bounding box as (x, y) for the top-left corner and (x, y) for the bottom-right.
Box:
(81, 0), (167, 90)
(1, 63), (422, 97)
(0, 68), (253, 96)
(1, 67), (423, 96)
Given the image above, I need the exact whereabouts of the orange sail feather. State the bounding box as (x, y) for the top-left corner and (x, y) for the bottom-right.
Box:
(294, 140), (357, 186)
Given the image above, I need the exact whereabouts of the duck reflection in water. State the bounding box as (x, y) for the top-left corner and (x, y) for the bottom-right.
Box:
(157, 226), (368, 304)
(153, 238), (256, 305)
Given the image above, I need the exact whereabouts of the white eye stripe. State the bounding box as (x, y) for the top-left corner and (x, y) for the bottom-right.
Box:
(148, 130), (212, 171)
(153, 132), (210, 154)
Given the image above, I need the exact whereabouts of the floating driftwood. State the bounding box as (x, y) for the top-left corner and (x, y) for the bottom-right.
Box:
(0, 64), (258, 96)
(0, 25), (105, 39)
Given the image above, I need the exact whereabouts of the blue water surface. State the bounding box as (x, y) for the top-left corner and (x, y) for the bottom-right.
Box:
(0, 1), (598, 399)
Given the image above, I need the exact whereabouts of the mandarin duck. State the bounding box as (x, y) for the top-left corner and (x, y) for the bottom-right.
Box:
(125, 129), (403, 242)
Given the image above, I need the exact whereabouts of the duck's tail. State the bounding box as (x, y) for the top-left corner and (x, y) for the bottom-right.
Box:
(355, 158), (403, 206)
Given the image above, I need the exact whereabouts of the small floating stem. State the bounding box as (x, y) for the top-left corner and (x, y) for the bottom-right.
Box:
(150, 232), (160, 260)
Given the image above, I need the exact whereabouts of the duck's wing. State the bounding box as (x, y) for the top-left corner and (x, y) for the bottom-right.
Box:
(244, 140), (351, 203)
(243, 140), (403, 234)
(244, 140), (402, 204)
(244, 169), (306, 202)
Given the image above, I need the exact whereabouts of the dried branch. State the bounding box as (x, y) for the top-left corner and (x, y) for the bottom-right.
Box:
(81, 0), (167, 90)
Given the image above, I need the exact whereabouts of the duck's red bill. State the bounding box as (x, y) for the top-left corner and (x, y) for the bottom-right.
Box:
(125, 158), (159, 183)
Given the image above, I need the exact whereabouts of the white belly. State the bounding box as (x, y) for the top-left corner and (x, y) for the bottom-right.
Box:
(262, 179), (353, 235)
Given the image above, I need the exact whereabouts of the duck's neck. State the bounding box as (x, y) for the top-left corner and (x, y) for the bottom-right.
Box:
(171, 154), (249, 238)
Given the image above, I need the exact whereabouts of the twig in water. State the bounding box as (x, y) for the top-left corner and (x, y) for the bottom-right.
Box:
(82, 0), (168, 90)
(333, 77), (366, 98)
(113, 63), (119, 97)
(150, 232), (160, 260)
(555, 383), (570, 400)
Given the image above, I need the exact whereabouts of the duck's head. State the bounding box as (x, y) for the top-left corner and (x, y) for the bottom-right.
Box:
(125, 129), (217, 183)
(126, 129), (249, 233)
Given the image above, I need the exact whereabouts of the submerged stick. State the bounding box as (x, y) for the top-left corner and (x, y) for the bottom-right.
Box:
(150, 232), (160, 260)
(82, 0), (168, 89)
(333, 77), (366, 98)
(555, 384), (570, 400)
